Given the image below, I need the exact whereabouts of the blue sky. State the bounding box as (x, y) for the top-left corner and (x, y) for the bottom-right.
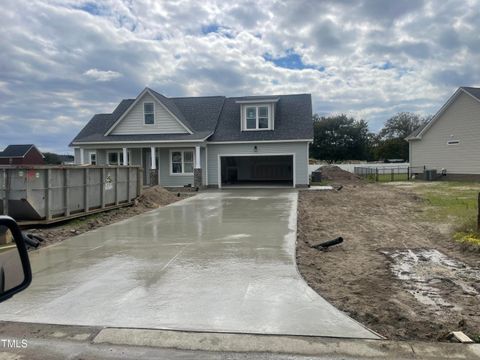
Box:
(1, 0), (480, 153)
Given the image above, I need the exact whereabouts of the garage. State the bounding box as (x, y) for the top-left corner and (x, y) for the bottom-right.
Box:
(219, 154), (294, 187)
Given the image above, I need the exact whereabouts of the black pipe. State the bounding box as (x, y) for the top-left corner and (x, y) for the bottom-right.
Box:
(22, 234), (39, 248)
(313, 237), (343, 250)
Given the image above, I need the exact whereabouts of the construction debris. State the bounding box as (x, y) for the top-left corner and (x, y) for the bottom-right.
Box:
(445, 331), (474, 343)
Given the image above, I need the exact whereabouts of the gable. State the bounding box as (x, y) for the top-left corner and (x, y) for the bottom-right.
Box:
(110, 92), (190, 135)
(420, 91), (480, 142)
(408, 87), (480, 140)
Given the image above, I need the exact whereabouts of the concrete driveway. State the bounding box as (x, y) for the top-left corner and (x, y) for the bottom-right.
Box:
(0, 189), (378, 339)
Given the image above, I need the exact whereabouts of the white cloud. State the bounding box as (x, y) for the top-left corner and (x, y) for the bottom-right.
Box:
(1, 0), (480, 152)
(83, 68), (122, 82)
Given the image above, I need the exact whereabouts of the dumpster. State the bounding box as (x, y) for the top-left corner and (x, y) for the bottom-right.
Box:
(1, 165), (142, 224)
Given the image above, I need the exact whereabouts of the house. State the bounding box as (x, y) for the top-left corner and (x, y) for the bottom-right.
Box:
(70, 88), (313, 188)
(406, 87), (480, 180)
(0, 144), (45, 165)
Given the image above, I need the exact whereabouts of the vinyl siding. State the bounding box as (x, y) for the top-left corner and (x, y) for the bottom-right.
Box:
(206, 142), (309, 186)
(411, 92), (480, 174)
(159, 147), (206, 187)
(111, 93), (188, 135)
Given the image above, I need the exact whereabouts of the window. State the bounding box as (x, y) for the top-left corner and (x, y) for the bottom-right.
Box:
(89, 152), (97, 165)
(244, 105), (271, 130)
(107, 151), (130, 165)
(144, 102), (154, 125)
(170, 150), (194, 175)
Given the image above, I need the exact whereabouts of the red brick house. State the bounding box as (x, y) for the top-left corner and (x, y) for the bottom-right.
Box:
(0, 144), (45, 165)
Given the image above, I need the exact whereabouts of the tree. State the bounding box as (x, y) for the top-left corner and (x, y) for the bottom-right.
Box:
(379, 112), (430, 140)
(43, 152), (62, 165)
(310, 114), (373, 163)
(376, 112), (430, 161)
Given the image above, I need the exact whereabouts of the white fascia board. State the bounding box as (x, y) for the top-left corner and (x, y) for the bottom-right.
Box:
(235, 99), (280, 104)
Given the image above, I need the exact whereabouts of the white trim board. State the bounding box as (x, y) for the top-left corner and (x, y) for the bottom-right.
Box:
(217, 153), (296, 189)
(208, 139), (312, 144)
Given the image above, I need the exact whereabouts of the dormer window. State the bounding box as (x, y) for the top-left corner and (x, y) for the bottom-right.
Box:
(144, 102), (154, 124)
(242, 104), (273, 130)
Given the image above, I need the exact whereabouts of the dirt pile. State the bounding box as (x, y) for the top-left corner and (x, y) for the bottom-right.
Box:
(318, 165), (363, 184)
(135, 186), (184, 208)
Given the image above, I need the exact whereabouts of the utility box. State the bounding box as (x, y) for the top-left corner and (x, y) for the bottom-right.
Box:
(311, 170), (322, 183)
(425, 169), (438, 181)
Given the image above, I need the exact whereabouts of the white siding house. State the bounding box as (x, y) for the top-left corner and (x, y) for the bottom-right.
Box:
(407, 87), (480, 179)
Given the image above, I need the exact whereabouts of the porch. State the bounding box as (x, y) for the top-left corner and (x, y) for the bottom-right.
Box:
(74, 145), (206, 188)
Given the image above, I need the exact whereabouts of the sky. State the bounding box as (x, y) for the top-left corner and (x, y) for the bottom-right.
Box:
(1, 0), (480, 154)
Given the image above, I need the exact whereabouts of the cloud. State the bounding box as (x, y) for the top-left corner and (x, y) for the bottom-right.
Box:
(83, 68), (123, 82)
(1, 0), (480, 153)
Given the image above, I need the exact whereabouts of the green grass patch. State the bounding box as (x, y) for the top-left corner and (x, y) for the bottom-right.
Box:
(408, 181), (480, 249)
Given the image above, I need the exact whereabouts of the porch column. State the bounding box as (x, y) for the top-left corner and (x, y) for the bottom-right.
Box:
(79, 148), (85, 165)
(149, 146), (158, 185)
(193, 145), (203, 188)
(122, 147), (128, 166)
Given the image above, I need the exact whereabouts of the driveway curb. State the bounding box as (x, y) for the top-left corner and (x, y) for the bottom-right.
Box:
(93, 327), (479, 359)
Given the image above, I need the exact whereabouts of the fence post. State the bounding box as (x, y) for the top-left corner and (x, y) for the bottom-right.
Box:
(137, 168), (142, 197)
(391, 169), (394, 182)
(2, 169), (9, 215)
(115, 167), (119, 205)
(84, 167), (89, 213)
(127, 167), (131, 202)
(101, 167), (106, 208)
(375, 168), (379, 182)
(45, 168), (52, 220)
(64, 168), (70, 216)
(408, 166), (410, 180)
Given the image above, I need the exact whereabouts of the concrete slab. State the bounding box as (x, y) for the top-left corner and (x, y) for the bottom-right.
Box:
(0, 189), (378, 339)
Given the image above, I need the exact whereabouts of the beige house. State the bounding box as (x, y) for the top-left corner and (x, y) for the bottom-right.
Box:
(406, 87), (480, 180)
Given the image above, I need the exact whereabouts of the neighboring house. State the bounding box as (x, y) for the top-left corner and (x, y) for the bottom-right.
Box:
(406, 86), (480, 180)
(0, 144), (45, 165)
(70, 88), (313, 188)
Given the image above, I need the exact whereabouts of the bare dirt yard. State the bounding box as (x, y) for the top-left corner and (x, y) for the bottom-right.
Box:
(297, 167), (480, 342)
(24, 186), (194, 249)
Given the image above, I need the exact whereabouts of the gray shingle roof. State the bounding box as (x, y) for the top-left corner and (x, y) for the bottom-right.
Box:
(71, 90), (313, 145)
(209, 94), (313, 142)
(0, 144), (37, 158)
(460, 86), (480, 100)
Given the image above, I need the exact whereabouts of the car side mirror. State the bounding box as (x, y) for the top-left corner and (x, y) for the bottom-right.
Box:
(0, 216), (32, 303)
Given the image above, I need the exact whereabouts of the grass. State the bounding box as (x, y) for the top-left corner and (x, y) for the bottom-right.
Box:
(407, 181), (480, 250)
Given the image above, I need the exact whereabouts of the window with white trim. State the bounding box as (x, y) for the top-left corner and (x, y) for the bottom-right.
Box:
(170, 150), (194, 175)
(107, 151), (130, 165)
(243, 105), (271, 130)
(144, 102), (154, 125)
(89, 152), (97, 165)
